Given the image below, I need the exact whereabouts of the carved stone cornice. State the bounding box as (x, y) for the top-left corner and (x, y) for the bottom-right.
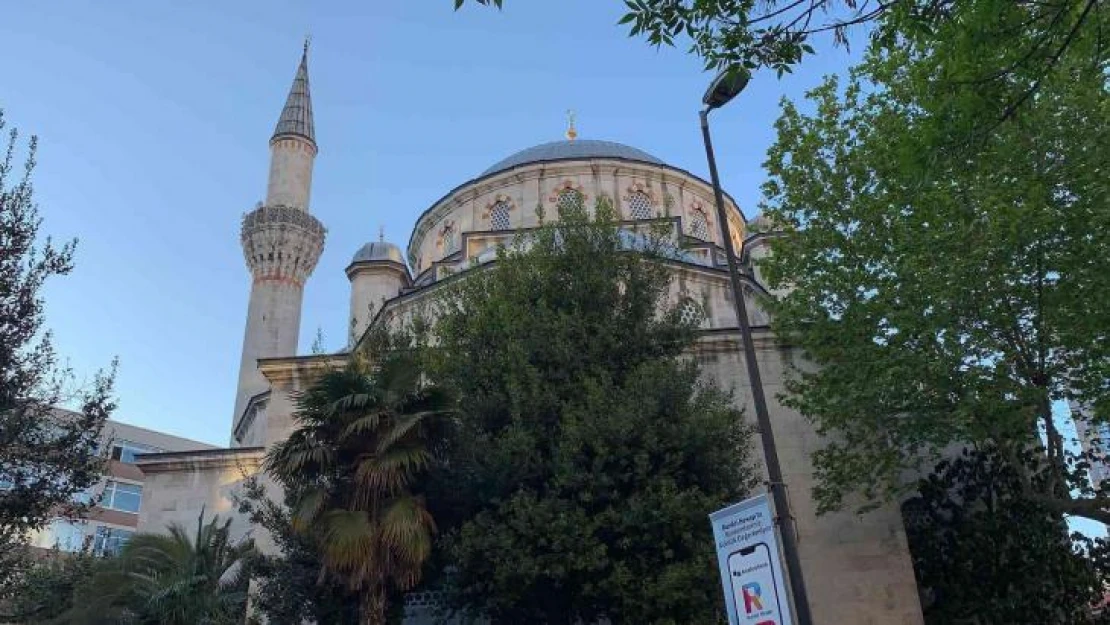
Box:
(241, 204), (326, 285)
(134, 447), (265, 474)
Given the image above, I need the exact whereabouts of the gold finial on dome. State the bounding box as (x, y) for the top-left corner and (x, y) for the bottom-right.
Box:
(565, 109), (578, 141)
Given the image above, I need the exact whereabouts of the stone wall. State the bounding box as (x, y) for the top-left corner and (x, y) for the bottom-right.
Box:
(695, 332), (924, 625)
(136, 449), (263, 541)
(406, 160), (745, 275)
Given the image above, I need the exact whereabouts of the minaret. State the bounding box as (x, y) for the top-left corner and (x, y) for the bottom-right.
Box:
(233, 42), (326, 433)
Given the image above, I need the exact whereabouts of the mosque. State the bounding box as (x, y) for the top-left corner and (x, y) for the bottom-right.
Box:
(133, 45), (925, 624)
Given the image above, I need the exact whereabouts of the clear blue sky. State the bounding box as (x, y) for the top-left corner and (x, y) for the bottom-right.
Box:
(0, 1), (901, 448)
(4, 0), (1103, 538)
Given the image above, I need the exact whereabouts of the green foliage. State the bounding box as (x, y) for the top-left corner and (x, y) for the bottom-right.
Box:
(236, 477), (364, 624)
(59, 512), (254, 625)
(0, 110), (115, 593)
(0, 550), (97, 623)
(456, 0), (1105, 98)
(758, 2), (1110, 520)
(426, 200), (757, 624)
(904, 448), (1110, 624)
(264, 353), (455, 625)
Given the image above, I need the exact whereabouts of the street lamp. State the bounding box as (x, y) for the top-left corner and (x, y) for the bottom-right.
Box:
(700, 68), (814, 625)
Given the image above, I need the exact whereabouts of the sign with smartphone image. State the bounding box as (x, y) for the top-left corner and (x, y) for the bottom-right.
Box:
(710, 495), (794, 625)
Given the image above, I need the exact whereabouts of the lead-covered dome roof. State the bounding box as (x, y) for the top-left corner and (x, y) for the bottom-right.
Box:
(481, 139), (665, 177)
(351, 241), (405, 265)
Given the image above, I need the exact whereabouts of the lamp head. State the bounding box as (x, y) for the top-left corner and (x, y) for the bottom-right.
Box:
(703, 67), (750, 110)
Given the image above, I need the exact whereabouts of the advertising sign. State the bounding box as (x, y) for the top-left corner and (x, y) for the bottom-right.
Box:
(709, 494), (794, 625)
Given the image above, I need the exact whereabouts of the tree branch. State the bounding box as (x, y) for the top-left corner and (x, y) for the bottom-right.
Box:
(997, 0), (1099, 123)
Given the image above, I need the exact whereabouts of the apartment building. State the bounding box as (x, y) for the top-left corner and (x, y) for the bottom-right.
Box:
(28, 418), (215, 556)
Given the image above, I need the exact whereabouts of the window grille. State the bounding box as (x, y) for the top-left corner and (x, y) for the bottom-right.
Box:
(689, 210), (710, 240)
(556, 188), (584, 215)
(678, 298), (704, 327)
(490, 200), (511, 230)
(627, 191), (654, 220)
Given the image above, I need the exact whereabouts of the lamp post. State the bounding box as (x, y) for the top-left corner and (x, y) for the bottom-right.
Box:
(700, 69), (814, 625)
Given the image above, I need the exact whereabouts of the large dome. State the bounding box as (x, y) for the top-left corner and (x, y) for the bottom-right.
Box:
(481, 139), (665, 177)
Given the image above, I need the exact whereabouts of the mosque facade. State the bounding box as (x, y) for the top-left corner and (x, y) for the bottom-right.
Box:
(135, 46), (925, 624)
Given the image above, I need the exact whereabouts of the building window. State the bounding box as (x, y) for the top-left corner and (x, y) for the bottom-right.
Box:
(110, 440), (162, 464)
(102, 480), (142, 513)
(678, 298), (704, 327)
(93, 526), (134, 557)
(489, 200), (512, 231)
(556, 188), (584, 215)
(729, 221), (744, 252)
(688, 207), (710, 240)
(627, 191), (654, 220)
(439, 221), (458, 255)
(35, 519), (87, 552)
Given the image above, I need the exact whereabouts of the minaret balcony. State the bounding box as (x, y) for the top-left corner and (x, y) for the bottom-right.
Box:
(240, 203), (326, 285)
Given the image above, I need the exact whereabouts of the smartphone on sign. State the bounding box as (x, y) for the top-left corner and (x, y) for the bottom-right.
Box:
(727, 543), (784, 625)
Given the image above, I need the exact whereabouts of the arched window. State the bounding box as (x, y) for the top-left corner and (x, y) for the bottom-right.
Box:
(688, 208), (710, 240)
(627, 191), (654, 220)
(556, 188), (584, 215)
(489, 200), (511, 230)
(678, 298), (704, 327)
(729, 222), (744, 252)
(439, 221), (458, 255)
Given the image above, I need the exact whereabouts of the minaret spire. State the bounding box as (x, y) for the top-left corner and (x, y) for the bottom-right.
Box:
(234, 43), (327, 440)
(263, 44), (318, 211)
(271, 40), (315, 145)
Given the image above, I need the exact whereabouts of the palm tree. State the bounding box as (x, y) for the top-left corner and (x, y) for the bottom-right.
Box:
(265, 352), (454, 625)
(61, 512), (254, 625)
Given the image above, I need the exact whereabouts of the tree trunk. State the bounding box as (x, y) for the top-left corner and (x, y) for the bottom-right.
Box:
(360, 584), (388, 625)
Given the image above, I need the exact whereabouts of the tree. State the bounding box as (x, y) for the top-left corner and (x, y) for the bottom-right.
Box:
(457, 1), (1105, 120)
(264, 354), (455, 625)
(425, 200), (757, 624)
(236, 477), (363, 625)
(757, 6), (1110, 520)
(0, 110), (115, 591)
(0, 549), (97, 624)
(904, 448), (1110, 624)
(61, 512), (254, 624)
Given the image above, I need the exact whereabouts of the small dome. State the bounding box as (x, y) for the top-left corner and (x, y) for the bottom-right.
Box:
(351, 241), (405, 265)
(481, 139), (665, 177)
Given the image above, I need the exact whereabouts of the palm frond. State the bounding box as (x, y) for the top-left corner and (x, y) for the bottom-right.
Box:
(291, 485), (328, 531)
(318, 509), (377, 572)
(379, 496), (435, 589)
(376, 409), (450, 451)
(328, 392), (380, 417)
(354, 446), (431, 494)
(265, 436), (336, 477)
(65, 511), (255, 624)
(340, 411), (386, 439)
